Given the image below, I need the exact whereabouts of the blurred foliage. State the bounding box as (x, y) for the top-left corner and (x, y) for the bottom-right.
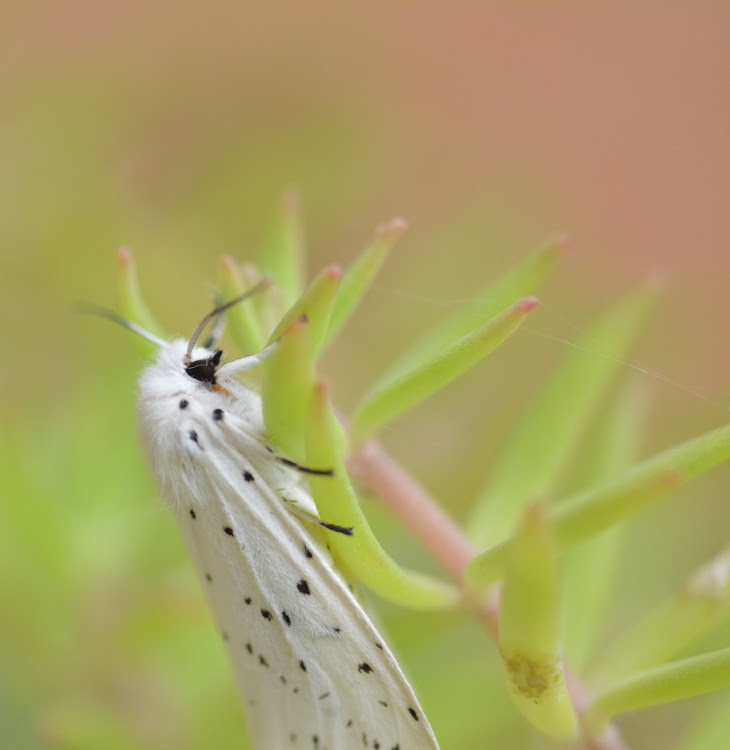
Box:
(1, 4), (729, 750)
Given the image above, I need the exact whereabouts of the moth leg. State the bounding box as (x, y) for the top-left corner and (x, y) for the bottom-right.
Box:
(272, 453), (333, 477)
(280, 487), (353, 537)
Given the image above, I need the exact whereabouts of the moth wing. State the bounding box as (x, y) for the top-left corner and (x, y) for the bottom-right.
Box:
(171, 418), (440, 750)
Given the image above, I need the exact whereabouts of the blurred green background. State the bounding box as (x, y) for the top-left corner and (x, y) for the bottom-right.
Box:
(1, 4), (729, 749)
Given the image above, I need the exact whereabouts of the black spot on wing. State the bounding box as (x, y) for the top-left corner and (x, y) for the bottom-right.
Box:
(378, 700), (388, 707)
(333, 626), (341, 633)
(224, 526), (234, 537)
(260, 609), (272, 621)
(179, 399), (189, 410)
(245, 642), (253, 654)
(375, 642), (383, 650)
(189, 429), (203, 449)
(189, 508), (196, 519)
(244, 596), (252, 605)
(408, 707), (419, 721)
(258, 655), (269, 667)
(282, 610), (291, 626)
(296, 579), (310, 595)
(303, 543), (313, 558)
(358, 662), (373, 674)
(243, 470), (255, 482)
(205, 573), (212, 582)
(212, 408), (224, 421)
(299, 659), (307, 672)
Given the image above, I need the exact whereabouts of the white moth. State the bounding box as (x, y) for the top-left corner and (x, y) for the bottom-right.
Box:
(127, 296), (440, 750)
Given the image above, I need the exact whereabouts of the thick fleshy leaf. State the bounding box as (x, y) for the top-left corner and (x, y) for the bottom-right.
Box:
(262, 318), (313, 461)
(257, 189), (305, 310)
(466, 421), (730, 587)
(592, 548), (730, 685)
(377, 235), (564, 386)
(219, 256), (266, 354)
(306, 382), (459, 609)
(115, 247), (165, 352)
(468, 284), (657, 548)
(324, 218), (407, 345)
(562, 378), (649, 671)
(499, 504), (578, 740)
(585, 648), (730, 734)
(351, 296), (539, 441)
(268, 265), (341, 354)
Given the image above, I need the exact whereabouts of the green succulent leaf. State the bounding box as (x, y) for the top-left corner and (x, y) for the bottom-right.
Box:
(466, 420), (730, 587)
(499, 503), (578, 740)
(562, 378), (649, 670)
(592, 548), (730, 685)
(306, 382), (459, 609)
(258, 189), (305, 311)
(468, 284), (658, 548)
(351, 296), (539, 442)
(268, 265), (341, 354)
(115, 247), (166, 353)
(219, 256), (266, 354)
(324, 218), (407, 345)
(585, 648), (730, 735)
(378, 235), (564, 385)
(262, 318), (314, 461)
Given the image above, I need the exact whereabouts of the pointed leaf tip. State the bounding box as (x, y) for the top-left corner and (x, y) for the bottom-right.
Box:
(519, 296), (540, 313)
(324, 222), (406, 345)
(314, 379), (329, 398)
(117, 246), (133, 268)
(352, 294), (539, 440)
(552, 233), (571, 253)
(115, 246), (165, 343)
(283, 186), (300, 212)
(377, 217), (408, 240)
(326, 265), (343, 281)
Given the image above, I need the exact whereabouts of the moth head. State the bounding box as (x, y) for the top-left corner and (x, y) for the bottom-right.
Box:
(82, 277), (275, 383)
(184, 348), (224, 385)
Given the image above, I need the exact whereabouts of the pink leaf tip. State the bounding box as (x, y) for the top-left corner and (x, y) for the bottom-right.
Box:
(314, 380), (329, 398)
(377, 218), (408, 239)
(519, 296), (540, 313)
(117, 246), (133, 268)
(326, 264), (343, 281)
(283, 187), (300, 213)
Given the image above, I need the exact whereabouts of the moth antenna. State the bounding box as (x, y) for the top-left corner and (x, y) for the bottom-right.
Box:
(202, 293), (227, 349)
(79, 303), (167, 347)
(185, 278), (271, 365)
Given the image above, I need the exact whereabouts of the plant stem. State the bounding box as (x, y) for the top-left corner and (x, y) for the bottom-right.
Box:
(348, 439), (629, 750)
